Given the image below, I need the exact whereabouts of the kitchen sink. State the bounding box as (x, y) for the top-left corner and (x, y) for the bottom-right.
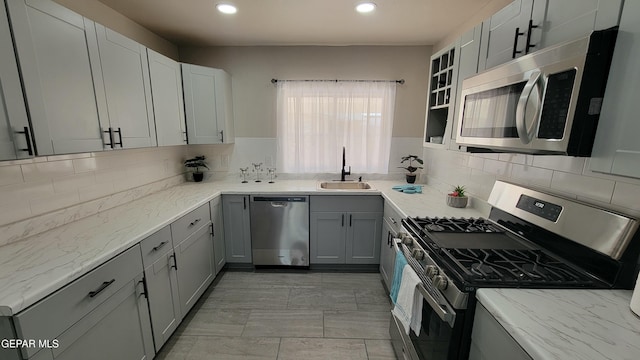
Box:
(317, 181), (375, 190)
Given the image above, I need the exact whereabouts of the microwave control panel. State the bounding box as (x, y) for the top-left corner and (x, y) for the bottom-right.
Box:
(538, 69), (577, 140)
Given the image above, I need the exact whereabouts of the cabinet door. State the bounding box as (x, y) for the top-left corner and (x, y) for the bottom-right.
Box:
(50, 275), (154, 360)
(478, 0), (535, 70)
(346, 212), (382, 264)
(379, 220), (395, 291)
(6, 0), (105, 155)
(94, 24), (156, 149)
(174, 223), (215, 315)
(0, 2), (32, 161)
(450, 24), (482, 149)
(534, 0), (623, 51)
(144, 251), (181, 351)
(210, 197), (226, 274)
(182, 63), (222, 144)
(470, 303), (533, 360)
(213, 68), (235, 144)
(590, 0), (640, 178)
(148, 49), (186, 146)
(310, 212), (346, 264)
(222, 195), (252, 263)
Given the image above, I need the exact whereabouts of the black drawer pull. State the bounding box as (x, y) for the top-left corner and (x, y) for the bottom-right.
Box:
(88, 279), (115, 298)
(152, 241), (168, 252)
(189, 218), (202, 227)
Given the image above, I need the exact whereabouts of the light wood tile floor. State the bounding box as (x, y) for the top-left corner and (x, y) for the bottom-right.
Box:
(156, 271), (395, 360)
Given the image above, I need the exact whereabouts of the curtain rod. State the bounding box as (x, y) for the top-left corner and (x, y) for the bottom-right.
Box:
(271, 78), (405, 84)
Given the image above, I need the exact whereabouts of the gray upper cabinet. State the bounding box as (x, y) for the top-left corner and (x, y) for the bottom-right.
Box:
(148, 49), (187, 147)
(182, 63), (235, 144)
(449, 24), (482, 149)
(222, 195), (252, 263)
(93, 23), (156, 150)
(533, 0), (623, 51)
(478, 0), (535, 71)
(479, 0), (623, 71)
(210, 197), (226, 274)
(0, 2), (32, 161)
(590, 0), (640, 179)
(6, 0), (105, 155)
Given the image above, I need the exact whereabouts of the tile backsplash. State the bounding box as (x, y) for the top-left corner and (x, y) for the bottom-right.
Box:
(0, 146), (188, 243)
(423, 147), (640, 217)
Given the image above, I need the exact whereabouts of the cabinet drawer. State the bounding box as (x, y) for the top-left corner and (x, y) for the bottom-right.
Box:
(139, 225), (173, 267)
(14, 245), (143, 359)
(310, 195), (383, 213)
(383, 202), (403, 232)
(171, 203), (210, 242)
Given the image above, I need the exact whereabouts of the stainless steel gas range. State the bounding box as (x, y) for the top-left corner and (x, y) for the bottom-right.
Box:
(390, 181), (640, 360)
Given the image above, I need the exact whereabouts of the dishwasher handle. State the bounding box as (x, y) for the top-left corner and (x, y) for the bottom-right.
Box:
(252, 196), (307, 202)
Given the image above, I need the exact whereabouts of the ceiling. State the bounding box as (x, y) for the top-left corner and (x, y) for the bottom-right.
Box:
(97, 0), (497, 46)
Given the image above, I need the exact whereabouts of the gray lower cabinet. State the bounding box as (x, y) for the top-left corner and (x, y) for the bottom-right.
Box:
(222, 195), (252, 263)
(10, 245), (154, 360)
(210, 197), (226, 274)
(140, 226), (181, 352)
(469, 303), (532, 360)
(310, 196), (383, 265)
(170, 203), (215, 316)
(379, 202), (402, 291)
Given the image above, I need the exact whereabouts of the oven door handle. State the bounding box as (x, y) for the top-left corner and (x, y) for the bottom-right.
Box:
(393, 240), (457, 327)
(516, 69), (542, 144)
(416, 284), (456, 327)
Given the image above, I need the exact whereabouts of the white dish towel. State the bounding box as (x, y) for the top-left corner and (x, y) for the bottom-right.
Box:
(391, 264), (423, 336)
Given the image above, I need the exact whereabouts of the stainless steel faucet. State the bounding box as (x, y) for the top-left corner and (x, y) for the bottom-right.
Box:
(341, 146), (351, 181)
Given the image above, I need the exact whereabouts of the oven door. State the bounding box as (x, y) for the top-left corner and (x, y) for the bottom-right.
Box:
(389, 241), (463, 360)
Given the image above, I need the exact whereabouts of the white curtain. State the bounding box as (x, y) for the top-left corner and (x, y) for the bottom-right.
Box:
(276, 80), (396, 174)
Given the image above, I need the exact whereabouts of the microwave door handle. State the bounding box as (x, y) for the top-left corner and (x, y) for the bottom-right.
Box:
(516, 70), (542, 144)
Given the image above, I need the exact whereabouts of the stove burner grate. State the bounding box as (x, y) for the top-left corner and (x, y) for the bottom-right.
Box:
(443, 248), (594, 285)
(409, 217), (503, 234)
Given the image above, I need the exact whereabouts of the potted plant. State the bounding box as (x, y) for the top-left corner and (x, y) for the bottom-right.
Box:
(398, 155), (424, 184)
(184, 156), (209, 182)
(446, 185), (468, 208)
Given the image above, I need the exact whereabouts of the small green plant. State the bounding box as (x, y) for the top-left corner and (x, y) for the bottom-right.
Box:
(449, 185), (466, 197)
(398, 155), (424, 174)
(184, 156), (209, 173)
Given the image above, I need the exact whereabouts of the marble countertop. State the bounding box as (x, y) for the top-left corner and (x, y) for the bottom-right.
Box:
(0, 179), (486, 316)
(477, 288), (640, 360)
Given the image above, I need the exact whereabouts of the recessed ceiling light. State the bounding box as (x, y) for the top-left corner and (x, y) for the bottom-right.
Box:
(356, 2), (376, 13)
(216, 3), (237, 14)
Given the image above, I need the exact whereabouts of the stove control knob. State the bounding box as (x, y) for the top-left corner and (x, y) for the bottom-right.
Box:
(412, 249), (424, 260)
(433, 275), (448, 290)
(424, 265), (439, 279)
(402, 236), (413, 245)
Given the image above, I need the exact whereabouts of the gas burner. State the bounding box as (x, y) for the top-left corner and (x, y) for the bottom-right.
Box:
(410, 217), (502, 233)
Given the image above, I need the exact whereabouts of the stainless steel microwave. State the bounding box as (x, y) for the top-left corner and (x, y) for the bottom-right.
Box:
(456, 28), (617, 156)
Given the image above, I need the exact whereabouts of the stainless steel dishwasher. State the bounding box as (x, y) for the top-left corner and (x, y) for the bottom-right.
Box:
(250, 195), (309, 266)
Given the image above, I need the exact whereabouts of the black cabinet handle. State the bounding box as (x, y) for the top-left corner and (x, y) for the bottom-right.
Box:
(16, 127), (34, 155)
(512, 27), (525, 58)
(210, 223), (215, 237)
(88, 279), (115, 298)
(170, 253), (178, 270)
(349, 214), (353, 227)
(103, 127), (114, 148)
(243, 197), (247, 209)
(220, 130), (224, 143)
(138, 278), (149, 299)
(341, 214), (345, 227)
(152, 241), (168, 252)
(114, 127), (123, 147)
(182, 131), (188, 143)
(525, 19), (539, 54)
(189, 218), (201, 227)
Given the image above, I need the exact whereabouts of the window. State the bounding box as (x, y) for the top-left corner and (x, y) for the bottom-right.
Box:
(276, 80), (396, 174)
